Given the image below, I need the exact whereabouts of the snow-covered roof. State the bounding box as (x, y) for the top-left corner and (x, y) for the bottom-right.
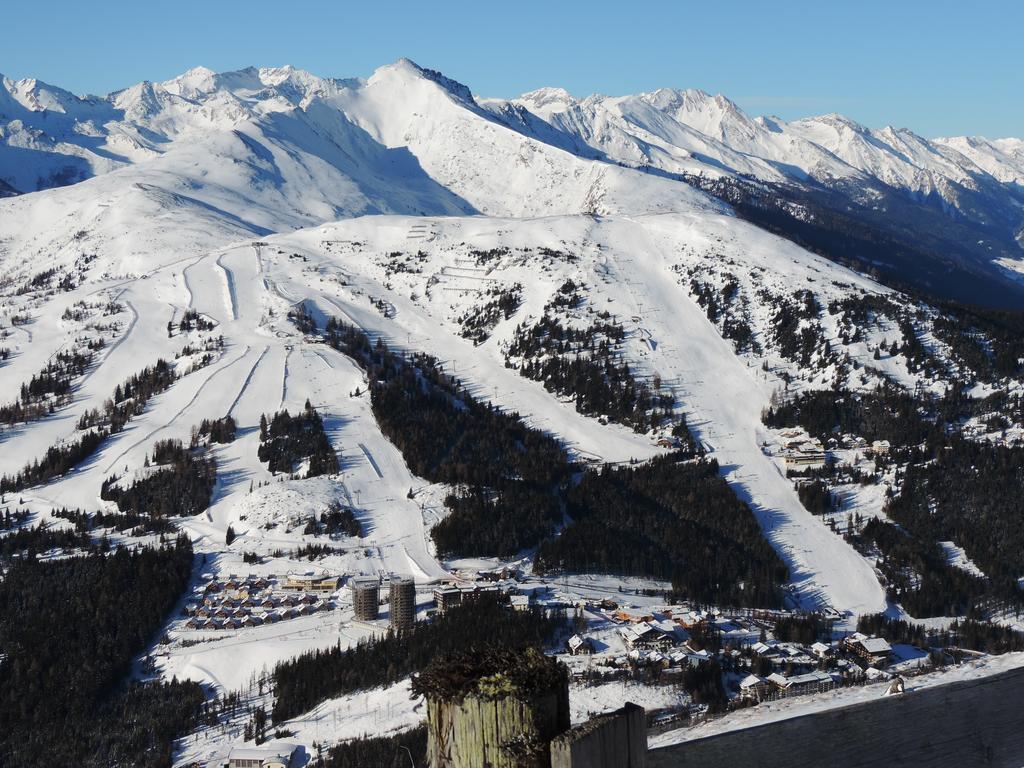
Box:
(858, 637), (892, 654)
(751, 641), (778, 655)
(228, 742), (298, 761)
(739, 674), (764, 688)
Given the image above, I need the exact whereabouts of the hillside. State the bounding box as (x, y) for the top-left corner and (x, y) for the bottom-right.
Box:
(2, 58), (1024, 764)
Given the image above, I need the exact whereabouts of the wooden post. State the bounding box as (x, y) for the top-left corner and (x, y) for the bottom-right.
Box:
(418, 647), (571, 768)
(427, 684), (569, 768)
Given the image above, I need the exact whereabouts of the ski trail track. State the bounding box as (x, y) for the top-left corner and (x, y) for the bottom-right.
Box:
(613, 216), (886, 619)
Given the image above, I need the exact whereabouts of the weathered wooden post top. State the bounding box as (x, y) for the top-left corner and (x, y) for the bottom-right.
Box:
(412, 646), (571, 768)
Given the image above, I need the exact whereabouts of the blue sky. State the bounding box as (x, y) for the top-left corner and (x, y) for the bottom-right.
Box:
(3, 0), (1021, 138)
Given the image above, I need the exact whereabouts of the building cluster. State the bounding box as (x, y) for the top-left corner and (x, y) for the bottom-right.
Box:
(739, 632), (894, 702)
(182, 573), (336, 631)
(770, 429), (828, 470)
(561, 607), (763, 673)
(560, 603), (898, 705)
(766, 427), (894, 472)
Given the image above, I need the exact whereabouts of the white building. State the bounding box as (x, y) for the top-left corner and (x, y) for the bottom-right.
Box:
(227, 742), (300, 768)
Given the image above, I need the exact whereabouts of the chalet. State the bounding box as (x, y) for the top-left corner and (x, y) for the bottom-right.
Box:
(621, 622), (677, 652)
(228, 742), (299, 768)
(750, 641), (780, 658)
(656, 436), (681, 449)
(739, 674), (769, 701)
(185, 618), (203, 630)
(667, 651), (688, 667)
(870, 440), (891, 456)
(676, 610), (712, 630)
(264, 612), (281, 624)
(260, 598), (277, 610)
(509, 594), (530, 612)
(477, 565), (519, 581)
(842, 635), (892, 667)
(567, 634), (595, 656)
(644, 651), (669, 667)
(682, 650), (710, 667)
(811, 641), (833, 659)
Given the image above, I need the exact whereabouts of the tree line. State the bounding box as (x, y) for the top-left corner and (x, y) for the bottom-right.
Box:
(0, 348), (94, 426)
(312, 726), (427, 768)
(1, 358), (188, 492)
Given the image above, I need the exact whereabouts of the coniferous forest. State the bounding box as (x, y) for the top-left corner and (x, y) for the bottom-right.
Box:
(885, 438), (1024, 600)
(322, 316), (569, 557)
(258, 402), (339, 477)
(535, 454), (787, 608)
(766, 380), (1024, 616)
(0, 537), (202, 766)
(271, 597), (566, 723)
(317, 315), (783, 605)
(100, 438), (217, 519)
(505, 310), (675, 433)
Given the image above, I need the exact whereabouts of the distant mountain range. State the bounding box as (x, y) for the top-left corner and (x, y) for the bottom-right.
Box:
(1, 59), (1022, 305)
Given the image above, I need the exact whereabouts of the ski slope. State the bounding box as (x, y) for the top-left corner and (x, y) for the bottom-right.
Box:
(14, 58), (1010, 743)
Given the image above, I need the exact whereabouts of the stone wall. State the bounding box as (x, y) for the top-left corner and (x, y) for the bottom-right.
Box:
(648, 666), (1024, 768)
(550, 703), (646, 768)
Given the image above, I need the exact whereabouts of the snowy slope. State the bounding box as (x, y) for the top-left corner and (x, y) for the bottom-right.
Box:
(3, 57), (1011, 630)
(4, 61), (1024, 749)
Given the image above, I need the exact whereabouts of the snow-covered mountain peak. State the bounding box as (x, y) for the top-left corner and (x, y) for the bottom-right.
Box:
(516, 86), (577, 112)
(366, 58), (477, 106)
(1, 74), (101, 118)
